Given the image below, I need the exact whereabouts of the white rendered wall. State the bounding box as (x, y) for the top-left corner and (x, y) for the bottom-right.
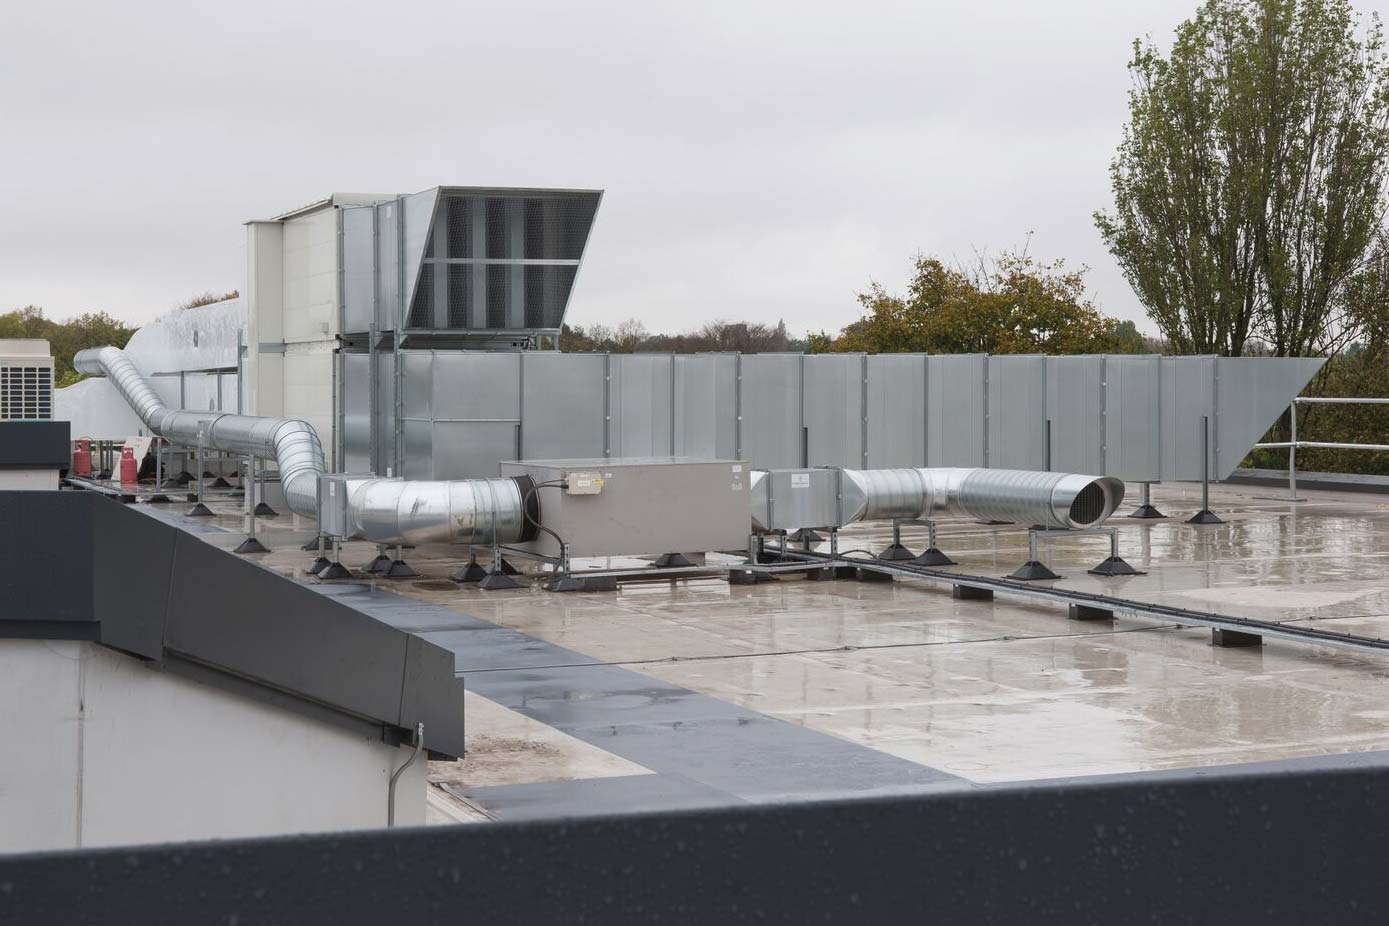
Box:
(0, 640), (426, 854)
(0, 469), (58, 489)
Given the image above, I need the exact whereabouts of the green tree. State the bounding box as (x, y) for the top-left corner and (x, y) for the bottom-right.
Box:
(1097, 0), (1389, 357)
(0, 306), (137, 386)
(808, 251), (1143, 355)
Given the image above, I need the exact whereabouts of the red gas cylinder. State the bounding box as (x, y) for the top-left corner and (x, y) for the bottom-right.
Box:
(72, 439), (92, 477)
(118, 447), (138, 485)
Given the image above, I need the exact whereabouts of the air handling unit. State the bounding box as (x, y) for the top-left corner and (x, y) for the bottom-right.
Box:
(244, 186), (602, 479)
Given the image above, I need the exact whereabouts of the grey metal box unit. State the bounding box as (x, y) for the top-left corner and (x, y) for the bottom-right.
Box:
(497, 457), (751, 559)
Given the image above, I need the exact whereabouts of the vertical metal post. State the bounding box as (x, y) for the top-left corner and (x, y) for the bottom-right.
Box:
(1289, 400), (1299, 499)
(245, 457), (258, 544)
(1187, 415), (1224, 524)
(1201, 415), (1210, 511)
(603, 352), (612, 458)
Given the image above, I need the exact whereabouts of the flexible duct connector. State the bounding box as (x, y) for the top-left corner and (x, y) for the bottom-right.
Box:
(73, 346), (532, 546)
(749, 467), (1124, 532)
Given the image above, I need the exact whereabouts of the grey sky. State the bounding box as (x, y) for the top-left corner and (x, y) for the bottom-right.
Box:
(4, 0), (1387, 336)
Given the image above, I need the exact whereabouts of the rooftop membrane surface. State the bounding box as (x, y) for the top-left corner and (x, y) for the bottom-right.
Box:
(134, 479), (1389, 820)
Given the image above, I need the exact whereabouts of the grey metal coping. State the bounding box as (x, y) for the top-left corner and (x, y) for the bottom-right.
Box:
(0, 420), (69, 468)
(0, 490), (464, 758)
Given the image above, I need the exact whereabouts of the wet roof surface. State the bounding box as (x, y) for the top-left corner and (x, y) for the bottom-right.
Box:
(139, 479), (1389, 820)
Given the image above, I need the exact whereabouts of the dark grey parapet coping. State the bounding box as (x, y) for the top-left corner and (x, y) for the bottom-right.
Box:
(0, 420), (69, 468)
(3, 754), (1388, 924)
(1226, 466), (1389, 495)
(0, 490), (464, 758)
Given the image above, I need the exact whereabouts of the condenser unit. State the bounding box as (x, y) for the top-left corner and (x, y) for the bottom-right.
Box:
(0, 339), (54, 421)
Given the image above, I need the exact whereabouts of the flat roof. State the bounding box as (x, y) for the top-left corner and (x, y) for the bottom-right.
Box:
(125, 480), (1389, 821)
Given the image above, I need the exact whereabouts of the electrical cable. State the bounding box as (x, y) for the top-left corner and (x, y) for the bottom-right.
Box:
(523, 479), (569, 568)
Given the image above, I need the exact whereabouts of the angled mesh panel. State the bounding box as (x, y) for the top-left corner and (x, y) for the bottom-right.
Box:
(486, 265), (510, 329)
(408, 264), (434, 328)
(524, 265), (579, 328)
(447, 265), (474, 329)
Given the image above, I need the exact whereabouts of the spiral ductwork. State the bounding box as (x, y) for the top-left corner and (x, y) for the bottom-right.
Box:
(750, 466), (1125, 532)
(73, 346), (531, 546)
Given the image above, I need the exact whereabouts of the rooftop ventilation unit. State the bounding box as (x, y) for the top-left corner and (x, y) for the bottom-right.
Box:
(0, 339), (54, 421)
(339, 187), (602, 347)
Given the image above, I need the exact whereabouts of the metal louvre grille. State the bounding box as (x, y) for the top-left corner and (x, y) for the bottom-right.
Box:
(485, 198), (508, 259)
(405, 190), (598, 332)
(408, 264), (435, 328)
(522, 197), (596, 260)
(0, 365), (53, 420)
(447, 197), (474, 258)
(525, 265), (578, 328)
(487, 266), (510, 328)
(447, 265), (474, 329)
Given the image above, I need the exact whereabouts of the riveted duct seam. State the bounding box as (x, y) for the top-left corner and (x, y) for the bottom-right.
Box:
(73, 346), (529, 546)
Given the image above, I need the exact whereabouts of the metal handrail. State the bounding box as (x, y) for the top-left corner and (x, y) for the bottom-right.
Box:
(1252, 396), (1389, 499)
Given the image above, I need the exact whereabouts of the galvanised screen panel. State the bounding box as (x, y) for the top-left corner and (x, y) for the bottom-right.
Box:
(1046, 357), (1104, 475)
(673, 354), (736, 460)
(738, 354), (803, 469)
(402, 418), (432, 479)
(375, 200), (401, 331)
(926, 354), (985, 467)
(341, 206), (376, 334)
(803, 353), (864, 469)
(433, 421), (519, 479)
(340, 353), (371, 474)
(865, 354), (925, 469)
(400, 189), (438, 326)
(520, 353), (605, 460)
(987, 355), (1047, 471)
(401, 351), (433, 420)
(1214, 356), (1324, 477)
(610, 354), (674, 458)
(375, 351), (396, 476)
(430, 351), (521, 420)
(1105, 355), (1161, 482)
(1160, 356), (1216, 482)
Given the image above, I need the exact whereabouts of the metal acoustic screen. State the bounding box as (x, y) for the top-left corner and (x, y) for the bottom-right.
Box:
(0, 364), (53, 420)
(408, 192), (598, 332)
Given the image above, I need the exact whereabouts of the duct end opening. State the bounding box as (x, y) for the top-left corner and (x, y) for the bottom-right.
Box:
(1068, 482), (1107, 526)
(1057, 476), (1125, 528)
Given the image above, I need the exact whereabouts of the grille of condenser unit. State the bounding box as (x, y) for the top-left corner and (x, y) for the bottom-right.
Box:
(0, 363), (53, 420)
(408, 190), (600, 333)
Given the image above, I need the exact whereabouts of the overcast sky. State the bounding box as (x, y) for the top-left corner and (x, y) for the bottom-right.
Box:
(5, 0), (1388, 337)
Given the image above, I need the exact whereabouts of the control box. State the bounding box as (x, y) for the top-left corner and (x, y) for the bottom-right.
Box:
(498, 457), (750, 559)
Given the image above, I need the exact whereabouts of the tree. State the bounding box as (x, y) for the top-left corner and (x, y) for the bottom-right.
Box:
(0, 306), (137, 386)
(1097, 0), (1389, 357)
(808, 251), (1144, 355)
(559, 318), (804, 353)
